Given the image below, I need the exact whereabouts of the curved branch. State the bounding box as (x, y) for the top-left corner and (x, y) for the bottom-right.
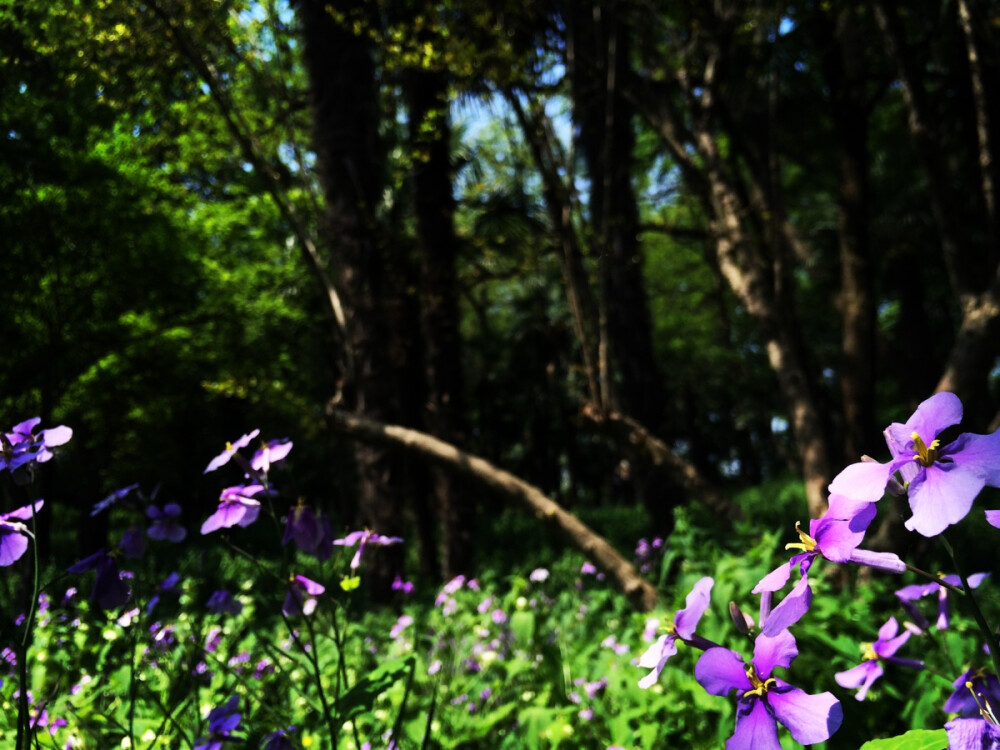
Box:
(581, 407), (744, 528)
(325, 408), (658, 612)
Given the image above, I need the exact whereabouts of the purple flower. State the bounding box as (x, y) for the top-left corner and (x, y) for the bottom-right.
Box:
(282, 575), (325, 617)
(313, 512), (335, 562)
(147, 503), (186, 543)
(206, 589), (243, 616)
(896, 573), (989, 631)
(0, 418), (72, 477)
(834, 617), (924, 700)
(67, 550), (130, 610)
(392, 575), (414, 595)
(203, 430), (260, 474)
(637, 576), (714, 689)
(195, 695), (242, 750)
(282, 502), (323, 553)
(944, 668), (1000, 717)
(91, 484), (140, 516)
(0, 501), (43, 566)
(332, 529), (403, 571)
(251, 439), (293, 473)
(119, 525), (146, 559)
(200, 485), (264, 534)
(601, 635), (630, 655)
(695, 629), (843, 749)
(754, 495), (904, 635)
(529, 568), (549, 582)
(263, 727), (296, 750)
(945, 717), (1000, 749)
(390, 614), (413, 639)
(830, 392), (1000, 536)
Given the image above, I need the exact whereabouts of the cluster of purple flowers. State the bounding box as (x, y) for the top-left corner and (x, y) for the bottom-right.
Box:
(635, 392), (1000, 748)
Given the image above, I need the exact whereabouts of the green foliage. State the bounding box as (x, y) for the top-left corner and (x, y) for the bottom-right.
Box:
(858, 729), (949, 750)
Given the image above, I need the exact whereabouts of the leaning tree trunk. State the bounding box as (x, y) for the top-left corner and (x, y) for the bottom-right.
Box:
(297, 0), (405, 593)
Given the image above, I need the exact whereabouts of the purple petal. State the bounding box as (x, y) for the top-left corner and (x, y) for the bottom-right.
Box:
(333, 531), (366, 547)
(988, 510), (1000, 529)
(940, 572), (990, 589)
(946, 430), (1000, 486)
(876, 617), (899, 642)
(896, 581), (939, 601)
(814, 496), (877, 562)
(232, 430), (260, 450)
(904, 464), (985, 536)
(204, 451), (234, 474)
(945, 717), (1000, 750)
(93, 558), (130, 609)
(847, 548), (906, 573)
(293, 575), (325, 596)
(835, 661), (883, 700)
(67, 549), (106, 573)
(11, 418), (41, 436)
(761, 576), (811, 637)
(4, 500), (44, 521)
(753, 562), (793, 594)
(728, 698), (781, 750)
(753, 628), (798, 678)
(201, 504), (246, 535)
(885, 656), (924, 670)
(903, 391), (963, 443)
(40, 425), (72, 447)
(236, 504), (260, 527)
(875, 632), (911, 659)
(829, 460), (894, 503)
(695, 647), (751, 696)
(637, 634), (678, 689)
(769, 684), (843, 743)
(674, 576), (713, 639)
(0, 531), (29, 566)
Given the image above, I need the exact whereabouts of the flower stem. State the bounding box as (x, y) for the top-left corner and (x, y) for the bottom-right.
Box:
(942, 534), (1000, 678)
(16, 501), (42, 750)
(903, 562), (964, 595)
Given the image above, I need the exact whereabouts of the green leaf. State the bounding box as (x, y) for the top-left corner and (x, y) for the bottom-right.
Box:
(337, 655), (415, 721)
(510, 610), (535, 646)
(858, 728), (948, 750)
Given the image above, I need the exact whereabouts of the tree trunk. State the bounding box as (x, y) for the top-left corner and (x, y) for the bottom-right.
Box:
(298, 0), (404, 593)
(819, 7), (877, 463)
(406, 66), (474, 577)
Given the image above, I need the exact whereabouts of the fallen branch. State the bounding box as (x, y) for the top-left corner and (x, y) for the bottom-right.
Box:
(581, 407), (745, 527)
(326, 408), (658, 612)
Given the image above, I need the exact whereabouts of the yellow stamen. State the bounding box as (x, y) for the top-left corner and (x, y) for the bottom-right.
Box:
(225, 441), (234, 452)
(785, 521), (818, 553)
(861, 642), (878, 661)
(967, 680), (1000, 725)
(742, 665), (776, 698)
(911, 432), (940, 467)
